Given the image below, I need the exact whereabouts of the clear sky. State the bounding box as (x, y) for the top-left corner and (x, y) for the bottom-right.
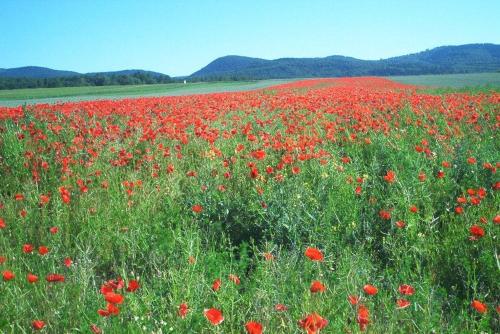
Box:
(1, 0), (499, 76)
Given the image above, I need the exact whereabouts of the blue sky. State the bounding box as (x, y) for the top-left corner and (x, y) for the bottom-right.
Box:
(1, 0), (498, 76)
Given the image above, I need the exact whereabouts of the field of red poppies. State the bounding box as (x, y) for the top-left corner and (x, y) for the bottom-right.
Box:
(0, 77), (498, 333)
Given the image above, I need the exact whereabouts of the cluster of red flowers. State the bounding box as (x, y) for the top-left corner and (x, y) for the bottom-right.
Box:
(0, 77), (498, 331)
(97, 277), (139, 317)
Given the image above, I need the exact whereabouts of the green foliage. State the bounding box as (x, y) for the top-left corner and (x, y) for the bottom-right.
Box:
(0, 72), (173, 90)
(0, 84), (498, 333)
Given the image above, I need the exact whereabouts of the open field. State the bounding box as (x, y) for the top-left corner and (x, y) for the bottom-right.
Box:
(1, 74), (499, 108)
(0, 79), (294, 107)
(0, 77), (499, 333)
(389, 72), (500, 88)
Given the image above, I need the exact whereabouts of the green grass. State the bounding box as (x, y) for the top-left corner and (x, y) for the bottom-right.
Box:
(0, 79), (294, 107)
(388, 72), (500, 88)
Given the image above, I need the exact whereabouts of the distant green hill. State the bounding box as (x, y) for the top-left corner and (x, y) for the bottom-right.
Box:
(0, 67), (172, 90)
(190, 44), (500, 80)
(0, 66), (80, 78)
(0, 67), (168, 79)
(86, 69), (167, 77)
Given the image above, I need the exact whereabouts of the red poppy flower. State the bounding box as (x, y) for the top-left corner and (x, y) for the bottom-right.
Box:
(483, 162), (494, 170)
(49, 226), (59, 234)
(14, 193), (24, 201)
(379, 210), (391, 220)
(229, 274), (240, 285)
(186, 171), (197, 177)
(212, 278), (221, 291)
(98, 303), (120, 317)
(383, 170), (395, 183)
(363, 284), (378, 296)
(23, 244), (34, 253)
(275, 173), (284, 182)
(100, 283), (113, 295)
(471, 300), (487, 314)
(341, 156), (351, 164)
(113, 277), (125, 289)
(39, 194), (50, 206)
(494, 215), (500, 225)
(97, 309), (110, 317)
(470, 197), (480, 205)
(2, 270), (14, 281)
(107, 302), (120, 315)
(59, 186), (71, 204)
(32, 320), (45, 330)
(355, 186), (362, 195)
(126, 279), (140, 292)
(245, 321), (263, 334)
(178, 303), (189, 318)
(192, 204), (203, 213)
(395, 220), (406, 229)
(46, 274), (65, 282)
(298, 312), (328, 334)
(310, 280), (326, 293)
(0, 256), (5, 264)
(357, 305), (370, 332)
(0, 218), (5, 229)
(348, 295), (360, 305)
(90, 324), (102, 334)
(204, 308), (224, 325)
(252, 150), (266, 160)
(250, 167), (259, 179)
(305, 247), (324, 261)
(64, 257), (72, 268)
(469, 225), (485, 240)
(104, 292), (124, 304)
(409, 205), (418, 213)
(396, 299), (411, 309)
(38, 246), (49, 255)
(263, 252), (274, 261)
(398, 284), (415, 295)
(27, 273), (39, 283)
(275, 304), (288, 311)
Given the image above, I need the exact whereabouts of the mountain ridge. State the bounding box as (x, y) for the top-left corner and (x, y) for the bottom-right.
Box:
(1, 43), (499, 81)
(190, 43), (500, 79)
(0, 66), (168, 79)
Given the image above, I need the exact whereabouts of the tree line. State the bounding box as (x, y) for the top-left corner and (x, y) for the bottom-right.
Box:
(0, 72), (173, 90)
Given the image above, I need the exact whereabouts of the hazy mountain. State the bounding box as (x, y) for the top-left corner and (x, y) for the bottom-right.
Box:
(0, 67), (168, 79)
(190, 44), (500, 79)
(86, 69), (166, 77)
(0, 68), (172, 90)
(0, 66), (80, 78)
